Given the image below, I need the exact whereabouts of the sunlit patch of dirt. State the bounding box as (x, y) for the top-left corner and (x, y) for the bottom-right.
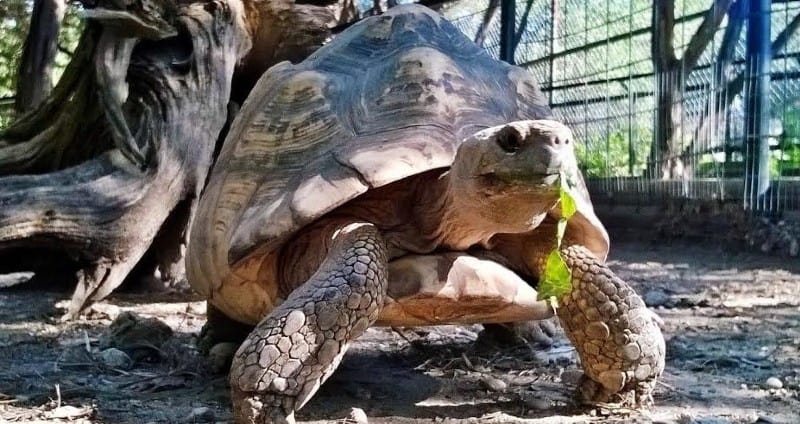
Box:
(1, 239), (799, 423)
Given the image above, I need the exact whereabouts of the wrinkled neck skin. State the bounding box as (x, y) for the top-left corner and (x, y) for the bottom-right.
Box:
(413, 171), (553, 251)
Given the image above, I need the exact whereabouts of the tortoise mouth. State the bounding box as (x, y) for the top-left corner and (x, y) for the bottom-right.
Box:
(477, 170), (562, 187)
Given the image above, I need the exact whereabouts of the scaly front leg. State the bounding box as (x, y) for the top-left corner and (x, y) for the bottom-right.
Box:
(229, 223), (388, 423)
(558, 244), (665, 405)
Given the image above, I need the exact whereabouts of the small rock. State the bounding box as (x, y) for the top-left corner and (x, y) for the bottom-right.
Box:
(185, 407), (215, 423)
(99, 348), (132, 369)
(755, 415), (778, 424)
(100, 311), (173, 362)
(644, 289), (670, 307)
(208, 342), (238, 373)
(479, 375), (507, 392)
(764, 377), (783, 389)
(46, 405), (92, 419)
(523, 396), (549, 410)
(348, 407), (368, 424)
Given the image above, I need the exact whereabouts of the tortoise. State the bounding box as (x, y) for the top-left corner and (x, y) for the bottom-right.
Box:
(186, 5), (665, 423)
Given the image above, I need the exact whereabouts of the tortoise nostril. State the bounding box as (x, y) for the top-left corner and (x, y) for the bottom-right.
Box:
(496, 126), (523, 154)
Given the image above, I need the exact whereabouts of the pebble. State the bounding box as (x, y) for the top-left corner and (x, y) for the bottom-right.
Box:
(348, 407), (368, 424)
(185, 407), (215, 423)
(644, 289), (670, 307)
(764, 377), (783, 389)
(99, 348), (133, 369)
(45, 406), (92, 419)
(479, 375), (507, 392)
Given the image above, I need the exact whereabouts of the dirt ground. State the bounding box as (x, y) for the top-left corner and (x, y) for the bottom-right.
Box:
(1, 238), (799, 424)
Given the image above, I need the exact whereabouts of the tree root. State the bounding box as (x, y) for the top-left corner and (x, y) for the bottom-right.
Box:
(0, 0), (250, 319)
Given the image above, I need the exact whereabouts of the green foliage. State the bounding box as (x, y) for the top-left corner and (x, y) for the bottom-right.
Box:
(575, 127), (653, 178)
(54, 5), (83, 82)
(0, 1), (83, 130)
(537, 179), (577, 306)
(0, 0), (30, 128)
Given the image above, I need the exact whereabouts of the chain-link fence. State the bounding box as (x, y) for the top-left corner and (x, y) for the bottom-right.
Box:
(441, 0), (800, 215)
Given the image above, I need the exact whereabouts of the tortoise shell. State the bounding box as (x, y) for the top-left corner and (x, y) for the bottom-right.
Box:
(187, 4), (608, 324)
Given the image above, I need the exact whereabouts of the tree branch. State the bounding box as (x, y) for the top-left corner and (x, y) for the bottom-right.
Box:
(685, 10), (800, 158)
(680, 0), (734, 75)
(714, 0), (744, 75)
(474, 0), (500, 47)
(652, 0), (677, 72)
(512, 0), (534, 51)
(771, 6), (800, 54)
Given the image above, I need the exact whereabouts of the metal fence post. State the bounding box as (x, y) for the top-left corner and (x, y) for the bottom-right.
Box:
(743, 0), (772, 212)
(500, 0), (516, 64)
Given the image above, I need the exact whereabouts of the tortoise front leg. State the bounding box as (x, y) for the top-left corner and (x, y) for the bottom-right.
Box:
(558, 245), (665, 405)
(229, 223), (388, 424)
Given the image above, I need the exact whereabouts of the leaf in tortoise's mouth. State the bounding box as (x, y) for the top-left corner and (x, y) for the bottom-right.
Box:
(537, 172), (578, 307)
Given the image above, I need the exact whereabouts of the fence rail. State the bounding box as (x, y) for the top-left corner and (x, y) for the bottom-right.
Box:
(443, 0), (800, 215)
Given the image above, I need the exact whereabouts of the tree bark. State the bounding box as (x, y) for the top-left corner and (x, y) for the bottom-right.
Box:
(0, 0), (250, 318)
(649, 0), (678, 178)
(0, 0), (347, 319)
(15, 0), (66, 113)
(649, 0), (733, 179)
(233, 0), (342, 101)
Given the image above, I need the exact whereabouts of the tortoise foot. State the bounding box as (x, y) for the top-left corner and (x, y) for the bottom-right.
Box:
(229, 223), (388, 424)
(557, 245), (665, 407)
(198, 302), (252, 356)
(231, 390), (296, 424)
(577, 373), (655, 407)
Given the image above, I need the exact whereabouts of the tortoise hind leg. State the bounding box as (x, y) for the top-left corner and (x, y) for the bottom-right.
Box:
(198, 303), (253, 356)
(229, 223), (388, 424)
(479, 320), (559, 348)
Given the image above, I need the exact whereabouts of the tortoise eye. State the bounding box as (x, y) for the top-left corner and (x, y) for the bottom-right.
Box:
(496, 127), (522, 154)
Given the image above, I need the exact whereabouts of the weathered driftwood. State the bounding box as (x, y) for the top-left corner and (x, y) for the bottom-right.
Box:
(0, 0), (250, 318)
(0, 0), (357, 318)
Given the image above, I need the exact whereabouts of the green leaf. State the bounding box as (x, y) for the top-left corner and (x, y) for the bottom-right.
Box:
(558, 176), (577, 220)
(537, 174), (580, 306)
(537, 250), (572, 301)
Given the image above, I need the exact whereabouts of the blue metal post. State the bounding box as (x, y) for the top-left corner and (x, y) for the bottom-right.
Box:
(743, 0), (772, 212)
(500, 0), (516, 64)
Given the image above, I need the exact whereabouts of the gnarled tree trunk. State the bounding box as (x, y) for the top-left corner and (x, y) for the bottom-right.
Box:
(0, 0), (251, 318)
(0, 0), (350, 319)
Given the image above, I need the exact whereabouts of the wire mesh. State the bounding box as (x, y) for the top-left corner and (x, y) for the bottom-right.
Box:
(443, 0), (800, 215)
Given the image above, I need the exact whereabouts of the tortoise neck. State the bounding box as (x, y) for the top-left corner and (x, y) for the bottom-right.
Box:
(415, 171), (497, 250)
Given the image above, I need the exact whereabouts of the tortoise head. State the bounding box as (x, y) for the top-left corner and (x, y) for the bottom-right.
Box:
(450, 120), (581, 234)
